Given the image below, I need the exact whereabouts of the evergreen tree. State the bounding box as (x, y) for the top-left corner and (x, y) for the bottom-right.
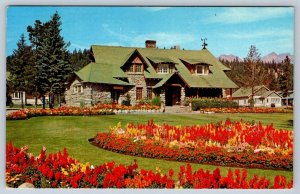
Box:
(69, 48), (90, 71)
(27, 12), (72, 108)
(235, 45), (265, 107)
(278, 56), (293, 106)
(7, 34), (34, 108)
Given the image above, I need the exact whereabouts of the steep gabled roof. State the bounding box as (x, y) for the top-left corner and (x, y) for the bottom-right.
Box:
(232, 85), (271, 98)
(76, 45), (238, 88)
(75, 62), (134, 86)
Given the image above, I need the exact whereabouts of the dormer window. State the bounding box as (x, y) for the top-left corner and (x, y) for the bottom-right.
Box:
(135, 64), (142, 72)
(157, 63), (175, 74)
(126, 55), (145, 74)
(196, 65), (209, 75)
(158, 64), (168, 74)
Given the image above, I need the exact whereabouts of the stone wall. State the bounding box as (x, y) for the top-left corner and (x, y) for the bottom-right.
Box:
(90, 84), (111, 104)
(127, 74), (147, 105)
(65, 79), (112, 106)
(65, 77), (85, 106)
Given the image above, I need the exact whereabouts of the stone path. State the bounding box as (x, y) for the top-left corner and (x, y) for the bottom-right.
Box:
(164, 105), (192, 113)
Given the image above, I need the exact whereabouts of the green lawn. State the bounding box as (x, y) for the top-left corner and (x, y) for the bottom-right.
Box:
(6, 113), (293, 184)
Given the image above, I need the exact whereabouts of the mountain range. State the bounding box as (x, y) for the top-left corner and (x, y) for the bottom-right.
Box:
(218, 52), (294, 64)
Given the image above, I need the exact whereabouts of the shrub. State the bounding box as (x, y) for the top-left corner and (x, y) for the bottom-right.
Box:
(122, 94), (131, 106)
(271, 103), (275, 108)
(191, 98), (238, 111)
(151, 96), (161, 107)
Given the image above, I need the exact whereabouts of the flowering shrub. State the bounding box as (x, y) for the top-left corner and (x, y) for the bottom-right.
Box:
(91, 120), (293, 171)
(6, 143), (292, 188)
(6, 106), (115, 120)
(6, 104), (160, 120)
(201, 107), (290, 113)
(191, 98), (239, 110)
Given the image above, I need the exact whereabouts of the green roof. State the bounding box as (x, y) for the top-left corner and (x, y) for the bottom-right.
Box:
(232, 85), (269, 97)
(74, 45), (237, 88)
(75, 62), (134, 86)
(153, 72), (176, 88)
(147, 56), (177, 64)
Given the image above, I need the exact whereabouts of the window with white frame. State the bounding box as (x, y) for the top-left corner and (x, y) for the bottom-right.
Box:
(13, 92), (21, 99)
(196, 65), (209, 75)
(136, 64), (142, 72)
(158, 64), (169, 74)
(271, 98), (280, 103)
(73, 85), (83, 94)
(254, 98), (262, 104)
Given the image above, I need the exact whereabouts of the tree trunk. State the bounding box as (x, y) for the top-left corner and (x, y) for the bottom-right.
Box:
(21, 92), (24, 109)
(42, 95), (45, 109)
(35, 96), (37, 108)
(58, 94), (61, 107)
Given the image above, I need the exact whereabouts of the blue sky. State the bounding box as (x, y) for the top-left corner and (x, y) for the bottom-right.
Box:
(6, 6), (294, 58)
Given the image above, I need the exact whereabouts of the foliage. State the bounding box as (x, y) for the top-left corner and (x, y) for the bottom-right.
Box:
(200, 107), (289, 113)
(6, 34), (35, 108)
(278, 56), (293, 105)
(191, 98), (238, 111)
(92, 120), (293, 171)
(69, 49), (91, 71)
(151, 96), (161, 107)
(6, 143), (292, 188)
(6, 104), (160, 120)
(121, 93), (131, 106)
(27, 12), (72, 108)
(6, 106), (115, 120)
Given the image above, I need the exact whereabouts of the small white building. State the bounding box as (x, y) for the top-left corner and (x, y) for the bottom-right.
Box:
(232, 85), (282, 107)
(10, 91), (46, 106)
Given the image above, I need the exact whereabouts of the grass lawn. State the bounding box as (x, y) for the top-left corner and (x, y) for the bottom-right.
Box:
(6, 113), (293, 184)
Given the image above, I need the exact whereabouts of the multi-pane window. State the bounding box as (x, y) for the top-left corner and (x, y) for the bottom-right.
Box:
(73, 85), (83, 93)
(136, 64), (142, 72)
(128, 64), (143, 73)
(136, 87), (143, 100)
(129, 65), (134, 72)
(271, 98), (280, 103)
(13, 92), (22, 99)
(147, 88), (152, 99)
(196, 65), (209, 75)
(158, 64), (169, 74)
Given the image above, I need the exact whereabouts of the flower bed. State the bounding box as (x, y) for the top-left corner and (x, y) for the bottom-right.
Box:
(6, 104), (160, 120)
(6, 143), (292, 188)
(6, 106), (115, 120)
(201, 107), (290, 113)
(91, 120), (293, 171)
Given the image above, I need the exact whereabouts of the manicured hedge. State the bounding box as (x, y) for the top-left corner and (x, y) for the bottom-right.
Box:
(191, 98), (238, 111)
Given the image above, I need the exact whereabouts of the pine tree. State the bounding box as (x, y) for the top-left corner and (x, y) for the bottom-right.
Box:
(27, 12), (72, 108)
(278, 56), (293, 106)
(7, 34), (34, 108)
(234, 45), (265, 107)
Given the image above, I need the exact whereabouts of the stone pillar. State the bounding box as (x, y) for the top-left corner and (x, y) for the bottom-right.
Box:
(160, 88), (166, 107)
(222, 88), (226, 98)
(180, 87), (185, 106)
(84, 84), (93, 106)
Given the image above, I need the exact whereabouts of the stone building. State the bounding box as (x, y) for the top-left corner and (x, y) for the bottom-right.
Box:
(65, 40), (238, 106)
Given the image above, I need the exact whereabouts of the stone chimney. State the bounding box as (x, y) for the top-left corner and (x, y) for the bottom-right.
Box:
(145, 40), (156, 48)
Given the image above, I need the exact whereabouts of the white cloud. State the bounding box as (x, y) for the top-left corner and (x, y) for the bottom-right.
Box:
(206, 7), (292, 24)
(101, 24), (195, 48)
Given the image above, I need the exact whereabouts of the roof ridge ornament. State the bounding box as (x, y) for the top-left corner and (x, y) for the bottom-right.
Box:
(201, 38), (208, 49)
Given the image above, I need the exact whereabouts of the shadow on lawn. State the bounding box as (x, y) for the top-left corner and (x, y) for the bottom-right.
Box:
(278, 119), (293, 130)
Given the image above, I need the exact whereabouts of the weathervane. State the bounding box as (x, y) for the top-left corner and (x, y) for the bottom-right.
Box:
(201, 38), (208, 49)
